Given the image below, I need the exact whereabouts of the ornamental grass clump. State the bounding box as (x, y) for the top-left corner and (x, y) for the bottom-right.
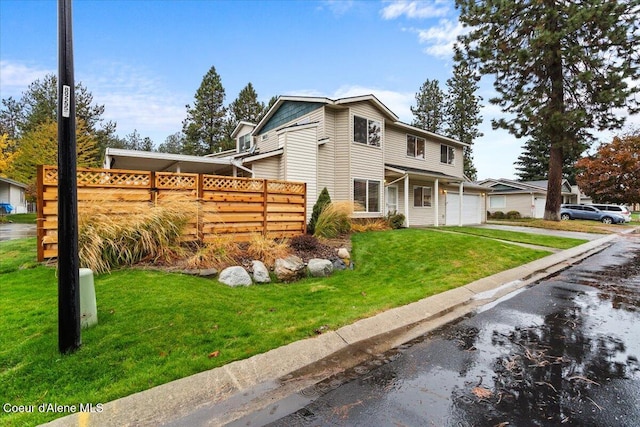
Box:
(78, 192), (193, 273)
(246, 234), (291, 268)
(313, 201), (354, 238)
(185, 234), (242, 270)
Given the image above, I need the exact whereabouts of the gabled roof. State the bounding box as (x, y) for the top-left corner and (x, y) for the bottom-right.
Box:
(477, 178), (573, 194)
(230, 120), (256, 139)
(0, 177), (28, 189)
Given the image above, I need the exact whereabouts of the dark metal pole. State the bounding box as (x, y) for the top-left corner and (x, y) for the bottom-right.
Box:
(57, 0), (81, 354)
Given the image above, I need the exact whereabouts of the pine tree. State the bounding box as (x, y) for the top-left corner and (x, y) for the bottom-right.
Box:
(445, 62), (483, 181)
(308, 187), (331, 235)
(182, 66), (227, 156)
(411, 79), (446, 133)
(157, 132), (186, 154)
(229, 83), (265, 125)
(456, 0), (640, 220)
(515, 133), (588, 183)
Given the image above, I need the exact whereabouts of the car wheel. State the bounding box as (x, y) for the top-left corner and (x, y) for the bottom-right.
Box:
(560, 213), (570, 221)
(601, 217), (613, 224)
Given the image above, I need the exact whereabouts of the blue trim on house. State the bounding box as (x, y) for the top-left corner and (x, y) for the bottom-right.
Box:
(258, 101), (324, 134)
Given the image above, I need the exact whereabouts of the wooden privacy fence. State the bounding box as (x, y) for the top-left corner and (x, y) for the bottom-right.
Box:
(37, 165), (306, 261)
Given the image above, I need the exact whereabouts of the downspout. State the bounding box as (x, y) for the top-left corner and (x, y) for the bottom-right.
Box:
(434, 179), (439, 227)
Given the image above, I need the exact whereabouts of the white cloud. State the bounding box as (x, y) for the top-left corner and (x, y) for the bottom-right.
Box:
(320, 0), (356, 16)
(0, 60), (54, 98)
(415, 19), (467, 58)
(381, 0), (449, 20)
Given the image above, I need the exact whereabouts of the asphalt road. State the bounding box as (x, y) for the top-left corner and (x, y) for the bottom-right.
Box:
(0, 222), (36, 241)
(246, 233), (640, 427)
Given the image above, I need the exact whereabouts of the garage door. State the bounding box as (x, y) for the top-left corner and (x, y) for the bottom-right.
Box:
(446, 194), (482, 225)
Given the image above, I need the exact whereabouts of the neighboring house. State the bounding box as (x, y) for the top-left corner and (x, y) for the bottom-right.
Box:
(0, 177), (28, 214)
(104, 94), (488, 226)
(478, 178), (577, 218)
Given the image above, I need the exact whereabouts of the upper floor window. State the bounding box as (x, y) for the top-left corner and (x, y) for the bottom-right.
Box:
(354, 116), (381, 147)
(440, 144), (455, 164)
(407, 135), (425, 159)
(239, 134), (251, 152)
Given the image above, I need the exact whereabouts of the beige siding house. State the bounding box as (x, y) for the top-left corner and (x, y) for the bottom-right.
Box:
(237, 95), (488, 226)
(478, 178), (578, 218)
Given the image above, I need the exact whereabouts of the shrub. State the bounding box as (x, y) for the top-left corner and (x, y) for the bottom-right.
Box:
(185, 235), (241, 270)
(506, 210), (522, 219)
(492, 211), (506, 219)
(314, 201), (353, 238)
(386, 211), (406, 229)
(308, 187), (331, 235)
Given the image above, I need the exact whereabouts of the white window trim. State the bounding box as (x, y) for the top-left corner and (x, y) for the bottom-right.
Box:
(413, 186), (432, 208)
(406, 134), (426, 160)
(353, 115), (382, 148)
(354, 178), (381, 213)
(440, 144), (455, 165)
(489, 195), (506, 209)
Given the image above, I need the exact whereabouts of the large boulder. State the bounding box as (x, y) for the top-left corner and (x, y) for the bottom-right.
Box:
(218, 266), (252, 287)
(251, 260), (271, 283)
(307, 258), (334, 277)
(274, 255), (306, 282)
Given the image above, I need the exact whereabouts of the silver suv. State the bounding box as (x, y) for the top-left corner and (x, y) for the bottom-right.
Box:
(591, 204), (631, 223)
(560, 204), (625, 224)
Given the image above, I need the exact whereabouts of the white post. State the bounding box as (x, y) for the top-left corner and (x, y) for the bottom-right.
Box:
(434, 179), (439, 227)
(404, 174), (410, 227)
(459, 181), (464, 226)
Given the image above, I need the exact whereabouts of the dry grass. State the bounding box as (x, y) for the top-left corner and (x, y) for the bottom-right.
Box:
(185, 234), (243, 270)
(78, 192), (194, 273)
(350, 218), (390, 233)
(314, 201), (354, 238)
(246, 234), (291, 268)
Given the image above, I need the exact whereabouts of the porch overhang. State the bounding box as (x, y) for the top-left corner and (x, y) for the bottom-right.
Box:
(104, 148), (236, 175)
(384, 164), (463, 185)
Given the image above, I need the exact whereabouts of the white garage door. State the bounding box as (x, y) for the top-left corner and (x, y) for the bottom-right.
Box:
(446, 194), (482, 225)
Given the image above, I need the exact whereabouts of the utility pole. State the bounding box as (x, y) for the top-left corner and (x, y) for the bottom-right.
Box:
(57, 0), (81, 354)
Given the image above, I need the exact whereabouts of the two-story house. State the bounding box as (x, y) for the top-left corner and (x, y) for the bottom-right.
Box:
(231, 94), (487, 226)
(104, 94), (488, 226)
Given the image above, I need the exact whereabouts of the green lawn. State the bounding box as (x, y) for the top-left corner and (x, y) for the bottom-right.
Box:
(440, 226), (588, 249)
(0, 229), (578, 426)
(0, 213), (36, 224)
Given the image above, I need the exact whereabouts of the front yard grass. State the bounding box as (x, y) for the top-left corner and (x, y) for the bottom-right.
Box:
(440, 226), (588, 249)
(1, 229), (573, 426)
(488, 218), (630, 233)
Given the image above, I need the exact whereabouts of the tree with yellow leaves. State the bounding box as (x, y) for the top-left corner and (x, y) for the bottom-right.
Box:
(0, 133), (17, 177)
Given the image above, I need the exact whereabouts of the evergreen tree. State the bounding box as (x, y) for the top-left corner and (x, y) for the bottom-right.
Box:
(229, 83), (265, 124)
(308, 187), (331, 235)
(157, 132), (186, 154)
(182, 66), (227, 155)
(515, 133), (588, 183)
(456, 0), (640, 220)
(445, 62), (483, 181)
(411, 79), (446, 133)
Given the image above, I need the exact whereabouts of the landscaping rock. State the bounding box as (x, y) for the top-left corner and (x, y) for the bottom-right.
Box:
(219, 266), (252, 287)
(274, 255), (306, 282)
(251, 260), (271, 283)
(198, 268), (218, 278)
(307, 258), (334, 277)
(337, 247), (350, 259)
(332, 258), (347, 270)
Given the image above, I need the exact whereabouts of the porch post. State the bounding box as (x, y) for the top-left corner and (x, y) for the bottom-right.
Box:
(434, 179), (439, 227)
(404, 174), (409, 227)
(459, 181), (464, 226)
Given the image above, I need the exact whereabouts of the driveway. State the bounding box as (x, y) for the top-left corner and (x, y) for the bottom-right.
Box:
(0, 223), (36, 241)
(477, 223), (605, 241)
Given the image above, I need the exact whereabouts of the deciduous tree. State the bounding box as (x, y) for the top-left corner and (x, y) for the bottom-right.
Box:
(575, 132), (640, 204)
(456, 0), (640, 220)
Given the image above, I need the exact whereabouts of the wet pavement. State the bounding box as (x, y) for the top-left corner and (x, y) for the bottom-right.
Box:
(251, 234), (640, 427)
(0, 222), (36, 241)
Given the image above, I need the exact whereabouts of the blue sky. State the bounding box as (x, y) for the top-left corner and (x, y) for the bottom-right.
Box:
(1, 0), (636, 180)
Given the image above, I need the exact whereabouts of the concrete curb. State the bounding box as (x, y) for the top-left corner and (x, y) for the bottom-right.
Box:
(42, 231), (626, 427)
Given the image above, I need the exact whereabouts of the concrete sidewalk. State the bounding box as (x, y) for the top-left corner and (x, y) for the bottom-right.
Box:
(42, 229), (635, 427)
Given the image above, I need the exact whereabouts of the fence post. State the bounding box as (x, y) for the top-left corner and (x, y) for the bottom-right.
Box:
(150, 171), (156, 206)
(36, 165), (45, 262)
(263, 179), (269, 237)
(197, 173), (204, 243)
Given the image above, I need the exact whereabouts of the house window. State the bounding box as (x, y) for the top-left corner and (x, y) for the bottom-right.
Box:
(354, 179), (381, 212)
(239, 134), (251, 152)
(413, 186), (432, 207)
(354, 116), (381, 147)
(489, 195), (506, 209)
(440, 144), (455, 164)
(407, 135), (426, 159)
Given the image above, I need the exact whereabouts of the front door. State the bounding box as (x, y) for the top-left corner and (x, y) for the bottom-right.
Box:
(385, 185), (398, 214)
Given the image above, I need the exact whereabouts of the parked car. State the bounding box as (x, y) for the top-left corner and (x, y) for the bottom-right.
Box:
(560, 204), (625, 224)
(591, 204), (632, 223)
